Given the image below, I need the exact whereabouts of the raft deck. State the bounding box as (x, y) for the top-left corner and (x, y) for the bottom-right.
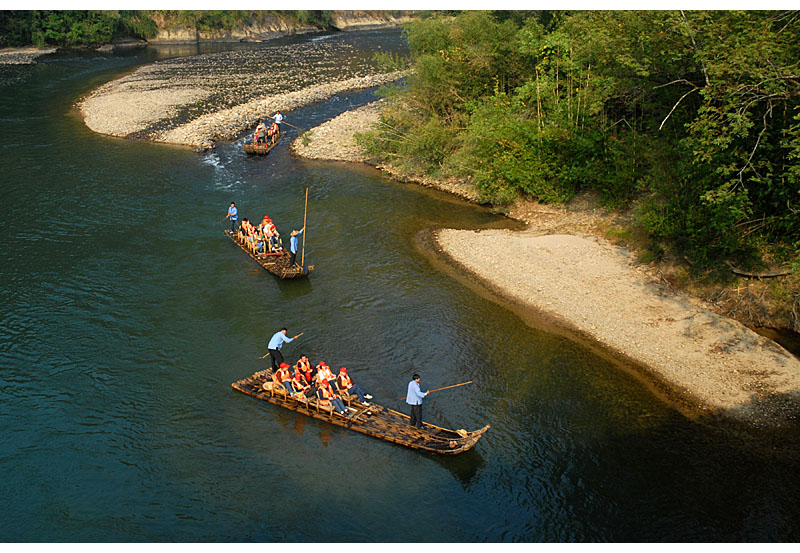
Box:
(232, 370), (490, 455)
(225, 230), (313, 279)
(243, 131), (281, 154)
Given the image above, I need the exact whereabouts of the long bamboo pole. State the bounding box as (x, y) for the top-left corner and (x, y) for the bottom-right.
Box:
(272, 116), (300, 130)
(301, 187), (308, 267)
(397, 380), (473, 400)
(428, 381), (473, 394)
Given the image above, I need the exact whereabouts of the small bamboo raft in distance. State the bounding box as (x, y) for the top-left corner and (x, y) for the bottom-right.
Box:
(243, 131), (281, 154)
(224, 230), (313, 279)
(231, 370), (490, 455)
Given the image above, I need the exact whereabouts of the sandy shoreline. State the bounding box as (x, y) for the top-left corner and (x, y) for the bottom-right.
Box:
(290, 102), (800, 427)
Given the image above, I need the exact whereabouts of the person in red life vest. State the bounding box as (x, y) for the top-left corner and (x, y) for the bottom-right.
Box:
(295, 355), (314, 385)
(317, 379), (347, 415)
(272, 362), (294, 395)
(336, 367), (373, 405)
(315, 362), (335, 389)
(291, 371), (311, 399)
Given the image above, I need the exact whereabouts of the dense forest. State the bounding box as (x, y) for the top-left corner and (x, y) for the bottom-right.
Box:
(362, 10), (800, 274)
(0, 10), (336, 47)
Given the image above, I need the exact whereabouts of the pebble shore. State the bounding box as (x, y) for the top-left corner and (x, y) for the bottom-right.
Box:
(0, 47), (57, 65)
(157, 72), (405, 149)
(290, 100), (384, 162)
(289, 100), (482, 201)
(77, 38), (406, 149)
(291, 102), (800, 427)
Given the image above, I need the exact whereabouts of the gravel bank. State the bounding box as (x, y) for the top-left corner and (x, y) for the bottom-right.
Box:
(435, 229), (800, 426)
(290, 100), (481, 201)
(290, 100), (384, 162)
(156, 72), (404, 149)
(0, 47), (57, 65)
(77, 37), (406, 149)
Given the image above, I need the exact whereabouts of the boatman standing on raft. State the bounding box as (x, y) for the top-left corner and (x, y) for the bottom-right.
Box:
(268, 327), (301, 373)
(226, 202), (238, 232)
(406, 373), (429, 428)
(289, 227), (304, 267)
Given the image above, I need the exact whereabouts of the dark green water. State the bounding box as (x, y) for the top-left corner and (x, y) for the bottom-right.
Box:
(2, 30), (800, 542)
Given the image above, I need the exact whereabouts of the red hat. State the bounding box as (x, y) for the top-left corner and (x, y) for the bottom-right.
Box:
(321, 379), (328, 386)
(279, 362), (290, 369)
(340, 367), (347, 373)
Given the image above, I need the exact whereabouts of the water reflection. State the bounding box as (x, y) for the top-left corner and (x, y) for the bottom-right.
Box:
(277, 275), (314, 299)
(433, 448), (486, 489)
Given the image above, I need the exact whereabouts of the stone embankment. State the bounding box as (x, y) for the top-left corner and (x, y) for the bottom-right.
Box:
(291, 101), (800, 427)
(147, 11), (410, 43)
(331, 12), (413, 30)
(0, 47), (57, 65)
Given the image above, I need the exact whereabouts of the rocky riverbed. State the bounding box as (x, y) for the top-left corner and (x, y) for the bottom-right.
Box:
(0, 47), (57, 65)
(78, 35), (406, 149)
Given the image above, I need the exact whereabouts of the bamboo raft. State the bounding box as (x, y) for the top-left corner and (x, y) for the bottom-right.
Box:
(225, 230), (313, 279)
(232, 369), (490, 455)
(243, 131), (281, 154)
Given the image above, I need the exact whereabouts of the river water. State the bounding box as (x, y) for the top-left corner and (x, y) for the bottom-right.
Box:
(1, 29), (799, 542)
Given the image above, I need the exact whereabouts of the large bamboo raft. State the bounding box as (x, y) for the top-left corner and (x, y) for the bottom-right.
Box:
(224, 230), (313, 279)
(231, 369), (490, 455)
(243, 131), (281, 154)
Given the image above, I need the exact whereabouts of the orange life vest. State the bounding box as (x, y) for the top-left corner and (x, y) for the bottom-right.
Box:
(292, 376), (308, 393)
(339, 374), (352, 389)
(319, 385), (335, 405)
(317, 367), (333, 383)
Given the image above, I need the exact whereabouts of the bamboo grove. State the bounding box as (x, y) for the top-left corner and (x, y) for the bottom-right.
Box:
(359, 11), (800, 270)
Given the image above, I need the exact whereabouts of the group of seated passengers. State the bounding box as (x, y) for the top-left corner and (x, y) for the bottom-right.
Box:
(237, 215), (282, 256)
(253, 121), (279, 146)
(271, 355), (372, 416)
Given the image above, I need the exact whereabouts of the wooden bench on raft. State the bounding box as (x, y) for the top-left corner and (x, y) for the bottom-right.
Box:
(259, 378), (365, 422)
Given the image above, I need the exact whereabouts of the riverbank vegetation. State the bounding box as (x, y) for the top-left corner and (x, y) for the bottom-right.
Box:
(0, 10), (344, 48)
(358, 10), (800, 330)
